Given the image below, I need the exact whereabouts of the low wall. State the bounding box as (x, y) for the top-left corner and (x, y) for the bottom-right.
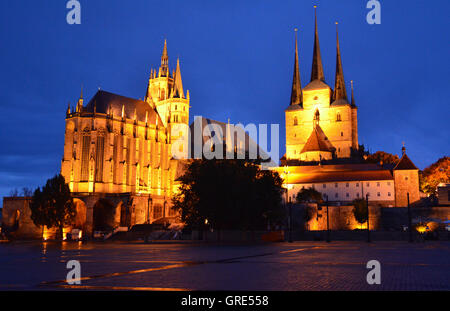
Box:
(294, 230), (450, 241)
(1, 197), (42, 239)
(293, 204), (450, 231)
(191, 230), (278, 242)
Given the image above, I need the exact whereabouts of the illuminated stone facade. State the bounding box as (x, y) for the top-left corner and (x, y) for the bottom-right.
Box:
(58, 41), (190, 231)
(61, 41), (189, 197)
(285, 16), (358, 162)
(277, 12), (420, 208)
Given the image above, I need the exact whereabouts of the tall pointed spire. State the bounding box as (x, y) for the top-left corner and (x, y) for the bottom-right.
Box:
(311, 6), (325, 82)
(290, 28), (302, 106)
(172, 58), (184, 98)
(333, 22), (347, 102)
(350, 80), (356, 107)
(159, 39), (169, 77)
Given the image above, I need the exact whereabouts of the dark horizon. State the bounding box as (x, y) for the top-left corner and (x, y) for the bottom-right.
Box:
(0, 0), (449, 204)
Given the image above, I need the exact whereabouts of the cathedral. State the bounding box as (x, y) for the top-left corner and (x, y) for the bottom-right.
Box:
(276, 9), (420, 208)
(61, 40), (189, 196)
(285, 13), (357, 163)
(2, 9), (422, 239)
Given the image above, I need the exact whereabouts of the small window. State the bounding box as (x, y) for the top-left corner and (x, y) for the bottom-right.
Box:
(323, 184), (326, 188)
(335, 183), (338, 188)
(346, 183), (349, 188)
(377, 192), (381, 197)
(335, 193), (338, 198)
(341, 132), (344, 137)
(336, 113), (341, 122)
(357, 193), (360, 198)
(387, 182), (391, 186)
(377, 182), (380, 187)
(175, 105), (178, 110)
(367, 182), (370, 187)
(294, 117), (298, 126)
(356, 183), (359, 187)
(405, 177), (409, 181)
(346, 193), (349, 198)
(388, 192), (391, 197)
(183, 106), (186, 111)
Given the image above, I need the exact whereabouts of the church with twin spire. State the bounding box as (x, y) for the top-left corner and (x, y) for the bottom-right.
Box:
(284, 10), (358, 164)
(276, 8), (420, 209)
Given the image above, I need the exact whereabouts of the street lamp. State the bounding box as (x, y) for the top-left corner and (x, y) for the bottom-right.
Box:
(325, 194), (330, 243)
(366, 193), (371, 243)
(283, 166), (292, 243)
(407, 193), (413, 243)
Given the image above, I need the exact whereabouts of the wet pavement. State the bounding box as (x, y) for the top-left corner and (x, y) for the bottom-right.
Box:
(0, 241), (449, 290)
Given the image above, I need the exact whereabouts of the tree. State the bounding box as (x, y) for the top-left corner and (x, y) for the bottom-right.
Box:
(420, 156), (449, 195)
(365, 151), (400, 165)
(296, 187), (323, 204)
(296, 187), (323, 223)
(30, 174), (76, 239)
(352, 198), (368, 229)
(172, 160), (285, 231)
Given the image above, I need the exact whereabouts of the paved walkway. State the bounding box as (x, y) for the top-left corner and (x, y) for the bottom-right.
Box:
(0, 241), (448, 290)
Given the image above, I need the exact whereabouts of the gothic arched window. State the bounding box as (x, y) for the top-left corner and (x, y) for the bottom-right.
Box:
(336, 112), (341, 122)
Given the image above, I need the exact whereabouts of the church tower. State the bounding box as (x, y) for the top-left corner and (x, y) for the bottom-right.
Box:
(285, 7), (359, 162)
(145, 40), (190, 158)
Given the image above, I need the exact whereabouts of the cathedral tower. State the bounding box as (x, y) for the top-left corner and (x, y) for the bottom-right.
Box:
(285, 8), (359, 162)
(145, 40), (190, 158)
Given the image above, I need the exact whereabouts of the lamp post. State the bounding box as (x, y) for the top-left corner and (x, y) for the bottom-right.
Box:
(366, 193), (371, 243)
(325, 194), (330, 243)
(283, 166), (292, 243)
(407, 193), (413, 243)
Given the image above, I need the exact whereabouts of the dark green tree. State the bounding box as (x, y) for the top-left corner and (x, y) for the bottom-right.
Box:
(296, 187), (323, 204)
(296, 187), (323, 223)
(172, 160), (285, 231)
(30, 174), (76, 239)
(365, 151), (400, 165)
(352, 198), (368, 229)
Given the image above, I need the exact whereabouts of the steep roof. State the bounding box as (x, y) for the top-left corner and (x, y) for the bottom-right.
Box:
(394, 153), (418, 170)
(84, 90), (163, 125)
(275, 163), (394, 184)
(332, 23), (347, 102)
(301, 124), (335, 153)
(290, 30), (302, 106)
(310, 6), (325, 82)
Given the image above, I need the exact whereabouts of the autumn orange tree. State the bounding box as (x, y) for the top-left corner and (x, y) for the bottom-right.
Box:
(420, 157), (449, 195)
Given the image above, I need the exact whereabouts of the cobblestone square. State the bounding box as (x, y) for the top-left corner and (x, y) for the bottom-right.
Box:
(0, 241), (448, 291)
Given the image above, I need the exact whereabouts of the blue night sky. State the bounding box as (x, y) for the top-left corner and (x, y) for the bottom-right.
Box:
(0, 0), (449, 205)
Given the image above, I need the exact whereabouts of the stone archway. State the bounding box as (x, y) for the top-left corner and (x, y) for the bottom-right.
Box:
(93, 199), (116, 231)
(73, 198), (87, 230)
